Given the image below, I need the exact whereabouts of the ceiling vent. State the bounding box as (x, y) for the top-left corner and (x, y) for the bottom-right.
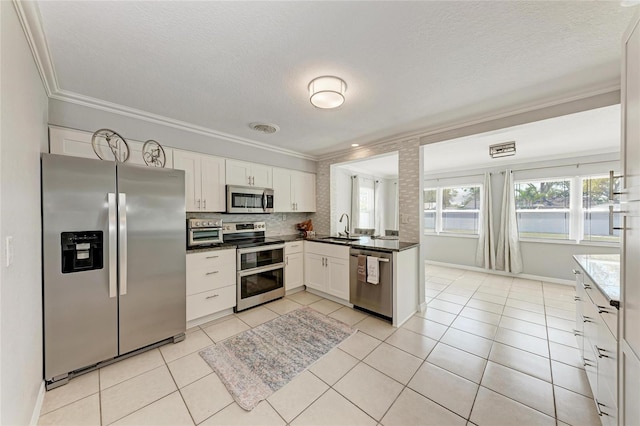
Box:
(249, 122), (279, 134)
(489, 141), (516, 158)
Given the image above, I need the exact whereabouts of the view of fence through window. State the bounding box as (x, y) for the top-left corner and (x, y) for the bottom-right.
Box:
(583, 175), (621, 242)
(423, 186), (481, 235)
(515, 179), (571, 239)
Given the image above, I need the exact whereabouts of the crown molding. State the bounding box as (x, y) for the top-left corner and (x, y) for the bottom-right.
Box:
(13, 0), (317, 162)
(13, 0), (58, 96)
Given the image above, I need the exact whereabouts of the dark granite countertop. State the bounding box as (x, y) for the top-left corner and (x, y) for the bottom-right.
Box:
(573, 254), (620, 309)
(305, 235), (419, 252)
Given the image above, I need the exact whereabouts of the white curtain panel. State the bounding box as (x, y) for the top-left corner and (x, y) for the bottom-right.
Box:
(475, 172), (496, 269)
(350, 175), (360, 231)
(497, 170), (523, 273)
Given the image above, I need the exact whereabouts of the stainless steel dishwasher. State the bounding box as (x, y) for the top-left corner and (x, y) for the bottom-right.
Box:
(349, 248), (393, 319)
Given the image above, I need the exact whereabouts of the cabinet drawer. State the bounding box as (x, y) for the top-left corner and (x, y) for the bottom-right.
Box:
(187, 265), (235, 295)
(187, 249), (235, 270)
(187, 285), (236, 321)
(585, 278), (618, 339)
(304, 241), (349, 259)
(285, 241), (303, 254)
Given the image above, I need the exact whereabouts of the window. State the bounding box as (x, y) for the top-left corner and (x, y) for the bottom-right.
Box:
(442, 186), (481, 234)
(515, 179), (571, 240)
(358, 180), (375, 229)
(423, 185), (482, 236)
(514, 174), (620, 244)
(423, 188), (437, 232)
(583, 175), (621, 242)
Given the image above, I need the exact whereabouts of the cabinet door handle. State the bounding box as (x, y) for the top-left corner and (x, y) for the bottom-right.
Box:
(574, 296), (581, 301)
(582, 315), (593, 323)
(583, 358), (595, 367)
(597, 305), (609, 314)
(572, 269), (581, 275)
(582, 283), (592, 290)
(203, 199), (206, 209)
(573, 329), (582, 336)
(206, 271), (219, 275)
(206, 255), (219, 259)
(197, 199), (201, 209)
(286, 256), (289, 266)
(206, 294), (219, 299)
(595, 399), (610, 417)
(290, 244), (299, 248)
(595, 346), (609, 358)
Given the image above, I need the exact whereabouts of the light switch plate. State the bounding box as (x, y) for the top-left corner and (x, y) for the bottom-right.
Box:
(6, 236), (14, 267)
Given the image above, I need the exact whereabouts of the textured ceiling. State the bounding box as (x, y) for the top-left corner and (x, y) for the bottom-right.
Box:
(36, 1), (636, 157)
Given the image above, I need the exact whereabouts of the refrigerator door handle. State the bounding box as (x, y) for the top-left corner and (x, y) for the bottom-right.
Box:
(108, 193), (117, 298)
(119, 193), (128, 296)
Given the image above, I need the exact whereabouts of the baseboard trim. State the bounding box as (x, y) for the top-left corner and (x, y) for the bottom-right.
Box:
(424, 260), (574, 286)
(30, 381), (46, 425)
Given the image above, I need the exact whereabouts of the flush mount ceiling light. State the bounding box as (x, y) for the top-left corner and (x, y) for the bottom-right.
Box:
(308, 76), (347, 109)
(489, 141), (516, 158)
(351, 144), (359, 147)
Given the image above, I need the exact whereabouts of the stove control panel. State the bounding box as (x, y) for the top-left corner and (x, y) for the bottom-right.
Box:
(223, 222), (266, 233)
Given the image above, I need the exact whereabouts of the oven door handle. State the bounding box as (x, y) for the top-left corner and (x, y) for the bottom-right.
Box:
(237, 244), (285, 255)
(238, 262), (285, 277)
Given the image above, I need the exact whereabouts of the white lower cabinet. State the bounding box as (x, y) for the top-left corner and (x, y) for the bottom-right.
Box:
(304, 241), (349, 301)
(284, 242), (304, 292)
(573, 263), (618, 423)
(186, 249), (236, 322)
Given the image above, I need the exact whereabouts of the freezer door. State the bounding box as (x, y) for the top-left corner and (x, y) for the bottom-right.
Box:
(117, 164), (186, 354)
(42, 154), (118, 380)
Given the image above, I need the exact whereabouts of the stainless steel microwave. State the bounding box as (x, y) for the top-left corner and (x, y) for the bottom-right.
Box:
(226, 185), (274, 214)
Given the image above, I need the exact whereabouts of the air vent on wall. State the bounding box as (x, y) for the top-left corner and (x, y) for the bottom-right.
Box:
(249, 122), (279, 134)
(489, 141), (516, 158)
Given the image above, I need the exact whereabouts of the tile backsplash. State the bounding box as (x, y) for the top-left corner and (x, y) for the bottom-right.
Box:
(187, 212), (315, 236)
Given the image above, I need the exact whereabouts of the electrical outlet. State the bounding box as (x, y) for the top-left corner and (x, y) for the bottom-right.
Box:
(282, 214), (286, 221)
(6, 236), (14, 267)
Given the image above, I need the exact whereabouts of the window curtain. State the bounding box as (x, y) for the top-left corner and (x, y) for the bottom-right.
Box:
(350, 175), (360, 232)
(496, 170), (524, 273)
(374, 180), (384, 236)
(475, 173), (496, 269)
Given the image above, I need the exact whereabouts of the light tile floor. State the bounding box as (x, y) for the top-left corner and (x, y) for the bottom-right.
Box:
(38, 265), (600, 425)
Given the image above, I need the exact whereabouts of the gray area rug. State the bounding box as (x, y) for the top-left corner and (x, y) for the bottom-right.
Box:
(199, 307), (355, 410)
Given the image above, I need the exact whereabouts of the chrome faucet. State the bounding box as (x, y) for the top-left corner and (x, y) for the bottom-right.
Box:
(339, 213), (350, 237)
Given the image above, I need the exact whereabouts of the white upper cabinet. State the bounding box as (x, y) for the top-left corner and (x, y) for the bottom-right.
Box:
(273, 168), (316, 212)
(49, 126), (174, 167)
(293, 170), (316, 212)
(226, 159), (273, 188)
(173, 149), (225, 212)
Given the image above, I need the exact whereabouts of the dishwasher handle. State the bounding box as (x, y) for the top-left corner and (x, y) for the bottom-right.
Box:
(349, 254), (390, 262)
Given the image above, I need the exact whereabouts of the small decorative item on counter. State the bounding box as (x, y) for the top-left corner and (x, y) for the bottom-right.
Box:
(296, 219), (314, 237)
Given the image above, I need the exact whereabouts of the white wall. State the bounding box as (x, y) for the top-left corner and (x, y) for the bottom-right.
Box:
(48, 99), (317, 173)
(1, 1), (49, 424)
(423, 153), (621, 281)
(382, 178), (398, 231)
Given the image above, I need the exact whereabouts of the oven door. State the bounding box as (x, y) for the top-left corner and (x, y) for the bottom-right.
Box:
(237, 245), (285, 271)
(188, 227), (223, 247)
(236, 264), (285, 311)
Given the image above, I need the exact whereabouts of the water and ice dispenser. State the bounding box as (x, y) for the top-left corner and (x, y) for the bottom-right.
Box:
(61, 231), (103, 273)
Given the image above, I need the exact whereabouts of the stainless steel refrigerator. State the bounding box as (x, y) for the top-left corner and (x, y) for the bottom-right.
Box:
(42, 154), (186, 389)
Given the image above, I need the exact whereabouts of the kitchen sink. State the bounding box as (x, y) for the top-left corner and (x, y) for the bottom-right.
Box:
(319, 236), (360, 243)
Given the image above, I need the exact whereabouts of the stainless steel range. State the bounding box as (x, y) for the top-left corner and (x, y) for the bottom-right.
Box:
(223, 222), (285, 311)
